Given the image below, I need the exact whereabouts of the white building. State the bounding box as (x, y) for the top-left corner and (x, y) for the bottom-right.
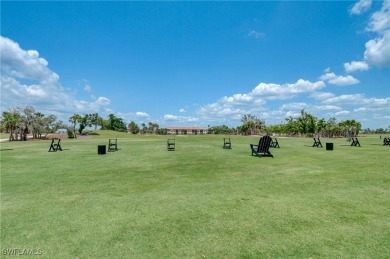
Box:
(166, 126), (207, 135)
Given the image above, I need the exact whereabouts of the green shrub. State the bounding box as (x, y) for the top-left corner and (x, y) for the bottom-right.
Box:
(67, 129), (74, 138)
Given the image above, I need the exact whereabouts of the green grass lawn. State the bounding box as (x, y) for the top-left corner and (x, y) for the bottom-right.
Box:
(1, 132), (389, 258)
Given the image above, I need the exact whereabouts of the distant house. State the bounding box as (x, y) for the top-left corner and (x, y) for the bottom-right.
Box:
(166, 126), (207, 135)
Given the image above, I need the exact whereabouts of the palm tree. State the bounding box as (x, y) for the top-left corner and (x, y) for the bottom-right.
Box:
(316, 118), (326, 137)
(141, 123), (147, 134)
(350, 120), (361, 137)
(1, 111), (18, 141)
(69, 114), (82, 139)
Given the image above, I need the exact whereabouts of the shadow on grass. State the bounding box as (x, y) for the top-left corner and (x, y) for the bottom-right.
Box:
(85, 131), (100, 135)
(0, 149), (13, 151)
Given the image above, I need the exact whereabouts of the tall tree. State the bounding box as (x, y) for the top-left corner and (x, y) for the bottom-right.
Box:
(90, 113), (99, 130)
(128, 121), (140, 134)
(20, 106), (36, 140)
(147, 122), (159, 134)
(141, 123), (147, 134)
(107, 114), (127, 132)
(296, 109), (317, 135)
(316, 118), (326, 137)
(69, 114), (82, 139)
(285, 117), (299, 135)
(240, 114), (264, 135)
(78, 114), (92, 134)
(1, 110), (18, 141)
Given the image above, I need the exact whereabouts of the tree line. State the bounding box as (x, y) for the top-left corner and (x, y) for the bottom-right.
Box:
(68, 113), (127, 138)
(1, 106), (388, 140)
(0, 106), (128, 141)
(267, 110), (363, 138)
(209, 110), (389, 137)
(0, 106), (65, 141)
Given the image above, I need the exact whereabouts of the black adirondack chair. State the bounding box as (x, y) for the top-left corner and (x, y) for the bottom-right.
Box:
(108, 138), (118, 152)
(383, 137), (390, 146)
(223, 138), (232, 149)
(270, 138), (280, 148)
(351, 137), (361, 147)
(250, 136), (273, 158)
(313, 138), (323, 147)
(48, 138), (62, 152)
(167, 138), (175, 151)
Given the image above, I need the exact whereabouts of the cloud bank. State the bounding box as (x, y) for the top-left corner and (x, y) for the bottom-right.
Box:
(0, 36), (111, 119)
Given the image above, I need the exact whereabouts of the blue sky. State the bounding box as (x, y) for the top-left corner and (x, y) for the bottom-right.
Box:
(1, 1), (389, 129)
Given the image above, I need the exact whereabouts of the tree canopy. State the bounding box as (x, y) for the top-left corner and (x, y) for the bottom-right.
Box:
(1, 106), (65, 141)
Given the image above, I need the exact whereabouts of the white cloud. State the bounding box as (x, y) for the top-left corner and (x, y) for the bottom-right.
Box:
(26, 85), (48, 97)
(310, 92), (336, 101)
(322, 94), (390, 111)
(364, 30), (390, 67)
(366, 0), (390, 34)
(343, 1), (390, 74)
(252, 79), (325, 98)
(284, 110), (301, 118)
(314, 105), (342, 111)
(363, 1), (390, 67)
(344, 61), (369, 73)
(280, 103), (308, 111)
(179, 108), (186, 113)
(164, 114), (177, 120)
(222, 93), (256, 105)
(0, 36), (59, 85)
(322, 94), (366, 105)
(354, 106), (389, 112)
(329, 75), (359, 86)
(248, 30), (265, 39)
(335, 110), (350, 116)
(319, 72), (336, 81)
(196, 79), (325, 125)
(350, 0), (372, 15)
(320, 72), (359, 85)
(0, 36), (111, 120)
(95, 97), (111, 106)
(163, 114), (199, 123)
(83, 79), (92, 93)
(136, 112), (150, 118)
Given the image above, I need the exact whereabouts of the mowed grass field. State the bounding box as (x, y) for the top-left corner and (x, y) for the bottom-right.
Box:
(1, 132), (389, 258)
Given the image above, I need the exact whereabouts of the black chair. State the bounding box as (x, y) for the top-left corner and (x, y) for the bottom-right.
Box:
(223, 138), (232, 149)
(270, 138), (280, 148)
(383, 137), (390, 146)
(313, 138), (323, 148)
(250, 136), (273, 158)
(108, 138), (118, 152)
(351, 137), (361, 147)
(167, 138), (175, 151)
(48, 138), (62, 152)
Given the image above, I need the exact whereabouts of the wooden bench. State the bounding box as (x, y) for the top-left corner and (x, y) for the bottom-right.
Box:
(108, 138), (118, 152)
(313, 137), (322, 148)
(250, 136), (273, 158)
(223, 138), (232, 149)
(167, 138), (175, 151)
(351, 137), (361, 147)
(48, 138), (62, 152)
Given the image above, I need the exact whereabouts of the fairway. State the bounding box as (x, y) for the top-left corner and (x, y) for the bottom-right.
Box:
(1, 133), (389, 257)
